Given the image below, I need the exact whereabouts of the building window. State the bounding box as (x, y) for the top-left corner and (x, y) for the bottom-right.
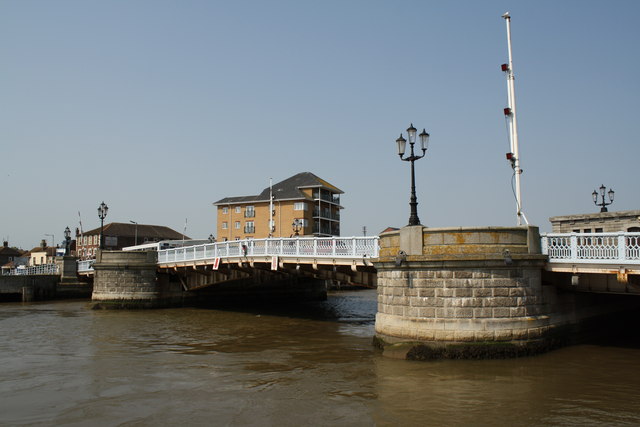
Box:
(235, 221), (241, 229)
(294, 202), (307, 211)
(222, 207), (228, 214)
(595, 228), (603, 233)
(245, 206), (255, 218)
(245, 221), (255, 233)
(235, 206), (242, 214)
(222, 222), (228, 230)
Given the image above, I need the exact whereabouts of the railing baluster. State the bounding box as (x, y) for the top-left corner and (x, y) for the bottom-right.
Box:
(570, 234), (578, 262)
(618, 232), (626, 262)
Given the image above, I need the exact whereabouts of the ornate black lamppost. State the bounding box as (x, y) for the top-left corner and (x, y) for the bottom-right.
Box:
(592, 185), (614, 212)
(292, 219), (302, 236)
(98, 201), (109, 249)
(64, 226), (71, 255)
(396, 124), (430, 226)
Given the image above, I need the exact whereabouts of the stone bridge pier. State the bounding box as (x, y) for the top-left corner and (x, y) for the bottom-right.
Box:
(373, 225), (636, 359)
(91, 250), (182, 309)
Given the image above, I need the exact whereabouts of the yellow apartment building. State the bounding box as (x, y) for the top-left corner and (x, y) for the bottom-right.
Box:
(214, 172), (343, 240)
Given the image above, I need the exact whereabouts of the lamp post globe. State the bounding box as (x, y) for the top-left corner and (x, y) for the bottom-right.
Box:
(396, 123), (430, 226)
(292, 219), (302, 236)
(593, 185), (614, 213)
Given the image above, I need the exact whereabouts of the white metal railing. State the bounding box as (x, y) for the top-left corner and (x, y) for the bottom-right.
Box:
(77, 259), (95, 273)
(2, 264), (59, 276)
(542, 232), (640, 264)
(157, 236), (380, 264)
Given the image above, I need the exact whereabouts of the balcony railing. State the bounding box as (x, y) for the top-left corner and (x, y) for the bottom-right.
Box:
(541, 232), (640, 264)
(312, 209), (340, 221)
(312, 191), (340, 204)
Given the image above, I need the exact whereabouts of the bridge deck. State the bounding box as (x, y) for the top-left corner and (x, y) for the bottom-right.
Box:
(542, 232), (640, 275)
(157, 236), (379, 268)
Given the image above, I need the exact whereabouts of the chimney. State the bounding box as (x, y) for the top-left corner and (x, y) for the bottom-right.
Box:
(41, 239), (47, 249)
(3, 241), (7, 248)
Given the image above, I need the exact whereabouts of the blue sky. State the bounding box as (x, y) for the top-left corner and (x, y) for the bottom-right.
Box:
(1, 0), (639, 249)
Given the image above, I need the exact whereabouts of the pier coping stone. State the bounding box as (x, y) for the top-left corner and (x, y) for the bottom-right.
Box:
(93, 250), (158, 270)
(379, 225), (542, 259)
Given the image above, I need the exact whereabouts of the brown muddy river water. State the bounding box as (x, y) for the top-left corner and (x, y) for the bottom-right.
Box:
(1, 289), (640, 426)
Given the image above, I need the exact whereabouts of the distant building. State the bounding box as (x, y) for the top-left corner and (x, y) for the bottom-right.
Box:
(380, 227), (400, 234)
(0, 241), (23, 267)
(76, 222), (188, 258)
(214, 172), (343, 240)
(26, 240), (58, 266)
(549, 210), (640, 233)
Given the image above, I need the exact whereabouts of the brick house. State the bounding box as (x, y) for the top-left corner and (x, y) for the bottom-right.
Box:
(76, 222), (188, 259)
(214, 172), (343, 240)
(0, 241), (23, 267)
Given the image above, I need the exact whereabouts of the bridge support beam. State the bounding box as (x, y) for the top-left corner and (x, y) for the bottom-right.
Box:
(374, 226), (562, 359)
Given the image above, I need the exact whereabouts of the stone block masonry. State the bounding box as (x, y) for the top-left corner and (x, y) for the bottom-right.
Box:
(374, 226), (560, 359)
(376, 262), (548, 342)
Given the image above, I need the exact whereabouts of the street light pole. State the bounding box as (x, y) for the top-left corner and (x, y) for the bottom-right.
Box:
(396, 124), (430, 226)
(129, 220), (138, 245)
(98, 201), (109, 250)
(592, 184), (614, 212)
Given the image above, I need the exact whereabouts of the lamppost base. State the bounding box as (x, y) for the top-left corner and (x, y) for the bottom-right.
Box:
(400, 224), (424, 256)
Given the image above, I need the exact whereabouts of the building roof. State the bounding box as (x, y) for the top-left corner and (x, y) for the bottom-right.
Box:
(549, 209), (640, 222)
(28, 246), (57, 256)
(214, 172), (343, 205)
(82, 222), (188, 240)
(0, 245), (22, 257)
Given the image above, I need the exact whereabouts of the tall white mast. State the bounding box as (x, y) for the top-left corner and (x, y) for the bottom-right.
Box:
(269, 178), (274, 237)
(502, 12), (528, 225)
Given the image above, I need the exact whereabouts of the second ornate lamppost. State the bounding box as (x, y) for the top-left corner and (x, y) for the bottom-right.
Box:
(98, 201), (109, 249)
(592, 185), (614, 212)
(396, 124), (430, 226)
(64, 226), (71, 255)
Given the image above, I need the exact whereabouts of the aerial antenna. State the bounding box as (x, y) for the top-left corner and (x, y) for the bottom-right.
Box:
(501, 12), (528, 225)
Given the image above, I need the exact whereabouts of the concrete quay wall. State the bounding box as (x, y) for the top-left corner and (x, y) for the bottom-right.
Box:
(0, 275), (58, 302)
(373, 225), (633, 359)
